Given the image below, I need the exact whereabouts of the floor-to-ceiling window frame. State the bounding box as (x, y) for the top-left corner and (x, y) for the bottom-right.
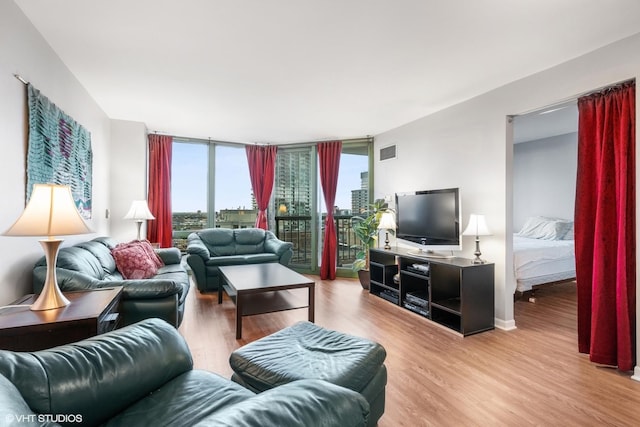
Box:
(171, 138), (254, 250)
(171, 137), (373, 277)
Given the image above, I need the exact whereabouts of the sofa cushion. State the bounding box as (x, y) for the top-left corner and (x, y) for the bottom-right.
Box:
(210, 380), (370, 427)
(205, 254), (279, 267)
(111, 242), (159, 279)
(76, 240), (118, 275)
(53, 246), (105, 280)
(197, 229), (236, 256)
(235, 228), (266, 254)
(104, 370), (253, 426)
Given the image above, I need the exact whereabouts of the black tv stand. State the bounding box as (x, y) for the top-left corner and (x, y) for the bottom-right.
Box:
(406, 249), (454, 259)
(368, 247), (495, 336)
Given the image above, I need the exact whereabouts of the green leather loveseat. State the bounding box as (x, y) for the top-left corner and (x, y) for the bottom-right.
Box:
(32, 237), (190, 327)
(186, 228), (293, 292)
(0, 318), (370, 427)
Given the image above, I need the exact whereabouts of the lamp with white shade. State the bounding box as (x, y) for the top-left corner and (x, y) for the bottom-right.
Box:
(462, 214), (491, 264)
(124, 200), (155, 240)
(377, 211), (397, 250)
(4, 184), (92, 310)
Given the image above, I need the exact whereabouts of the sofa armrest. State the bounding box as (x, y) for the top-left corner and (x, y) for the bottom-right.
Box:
(264, 235), (294, 264)
(155, 247), (182, 265)
(186, 233), (210, 260)
(117, 279), (182, 300)
(185, 254), (207, 291)
(213, 379), (370, 427)
(0, 319), (193, 427)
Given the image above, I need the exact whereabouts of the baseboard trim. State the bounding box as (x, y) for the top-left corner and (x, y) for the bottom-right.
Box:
(494, 318), (517, 331)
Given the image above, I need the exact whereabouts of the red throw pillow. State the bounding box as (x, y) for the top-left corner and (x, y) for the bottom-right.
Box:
(111, 241), (159, 280)
(139, 239), (165, 268)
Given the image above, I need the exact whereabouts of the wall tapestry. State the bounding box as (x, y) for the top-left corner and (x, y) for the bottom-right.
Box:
(26, 84), (92, 219)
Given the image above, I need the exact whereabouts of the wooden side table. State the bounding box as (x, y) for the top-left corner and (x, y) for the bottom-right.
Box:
(0, 287), (123, 351)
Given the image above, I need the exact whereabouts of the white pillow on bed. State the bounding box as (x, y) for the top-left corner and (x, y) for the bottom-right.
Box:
(517, 216), (573, 240)
(562, 222), (574, 240)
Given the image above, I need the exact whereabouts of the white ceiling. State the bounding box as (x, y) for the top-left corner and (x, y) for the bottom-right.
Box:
(15, 0), (640, 144)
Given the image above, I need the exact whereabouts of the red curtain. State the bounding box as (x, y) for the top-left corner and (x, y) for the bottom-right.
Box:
(575, 81), (636, 371)
(246, 145), (277, 230)
(147, 134), (173, 248)
(318, 141), (342, 280)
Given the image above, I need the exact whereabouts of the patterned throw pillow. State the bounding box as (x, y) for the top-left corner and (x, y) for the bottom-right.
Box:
(111, 241), (160, 279)
(139, 239), (165, 268)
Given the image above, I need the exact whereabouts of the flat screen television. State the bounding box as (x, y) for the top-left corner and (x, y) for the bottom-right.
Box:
(395, 187), (461, 255)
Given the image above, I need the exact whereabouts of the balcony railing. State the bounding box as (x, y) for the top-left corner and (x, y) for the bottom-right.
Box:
(275, 214), (359, 268)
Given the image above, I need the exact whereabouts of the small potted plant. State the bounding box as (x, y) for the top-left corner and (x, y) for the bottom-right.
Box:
(351, 199), (391, 289)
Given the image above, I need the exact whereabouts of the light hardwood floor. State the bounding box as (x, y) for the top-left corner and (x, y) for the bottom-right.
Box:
(179, 277), (640, 426)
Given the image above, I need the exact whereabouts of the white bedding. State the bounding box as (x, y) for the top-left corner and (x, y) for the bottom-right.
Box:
(513, 234), (576, 292)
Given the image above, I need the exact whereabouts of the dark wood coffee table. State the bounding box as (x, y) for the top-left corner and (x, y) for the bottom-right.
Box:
(218, 263), (315, 339)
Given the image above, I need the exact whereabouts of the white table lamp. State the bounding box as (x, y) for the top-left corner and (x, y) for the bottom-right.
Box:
(377, 211), (397, 250)
(462, 214), (491, 264)
(4, 184), (92, 310)
(124, 200), (155, 240)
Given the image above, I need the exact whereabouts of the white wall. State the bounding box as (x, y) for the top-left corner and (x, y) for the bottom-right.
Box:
(374, 32), (640, 343)
(110, 120), (149, 243)
(0, 1), (111, 304)
(513, 133), (578, 229)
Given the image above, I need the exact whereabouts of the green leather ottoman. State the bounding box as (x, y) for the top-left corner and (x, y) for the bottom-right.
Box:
(229, 321), (387, 426)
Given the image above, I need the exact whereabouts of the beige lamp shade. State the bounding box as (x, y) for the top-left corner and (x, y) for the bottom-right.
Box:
(377, 211), (397, 230)
(462, 214), (491, 236)
(4, 183), (91, 311)
(124, 200), (155, 241)
(4, 184), (92, 237)
(124, 200), (155, 220)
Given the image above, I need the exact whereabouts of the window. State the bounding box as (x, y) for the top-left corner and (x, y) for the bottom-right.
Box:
(214, 145), (255, 229)
(171, 137), (372, 274)
(171, 141), (208, 250)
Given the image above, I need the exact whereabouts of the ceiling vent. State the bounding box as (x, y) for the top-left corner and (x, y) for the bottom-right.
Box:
(379, 145), (397, 161)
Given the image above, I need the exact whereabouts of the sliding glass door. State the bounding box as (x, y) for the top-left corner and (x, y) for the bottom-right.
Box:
(273, 146), (317, 272)
(331, 143), (371, 271)
(273, 141), (372, 274)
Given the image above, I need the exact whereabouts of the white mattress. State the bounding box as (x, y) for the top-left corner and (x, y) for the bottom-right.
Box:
(513, 234), (576, 292)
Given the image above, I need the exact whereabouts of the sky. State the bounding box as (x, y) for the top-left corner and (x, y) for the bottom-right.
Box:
(171, 143), (367, 213)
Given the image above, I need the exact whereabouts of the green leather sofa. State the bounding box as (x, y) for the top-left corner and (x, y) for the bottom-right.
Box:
(0, 319), (370, 427)
(186, 228), (293, 292)
(32, 237), (189, 327)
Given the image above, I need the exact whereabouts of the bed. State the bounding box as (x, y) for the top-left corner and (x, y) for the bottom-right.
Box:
(513, 216), (576, 293)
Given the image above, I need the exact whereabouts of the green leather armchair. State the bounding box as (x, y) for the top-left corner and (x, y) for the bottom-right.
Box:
(32, 237), (190, 327)
(186, 228), (293, 292)
(0, 319), (370, 427)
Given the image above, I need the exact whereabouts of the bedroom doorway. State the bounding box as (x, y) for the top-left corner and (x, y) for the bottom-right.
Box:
(511, 101), (579, 303)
